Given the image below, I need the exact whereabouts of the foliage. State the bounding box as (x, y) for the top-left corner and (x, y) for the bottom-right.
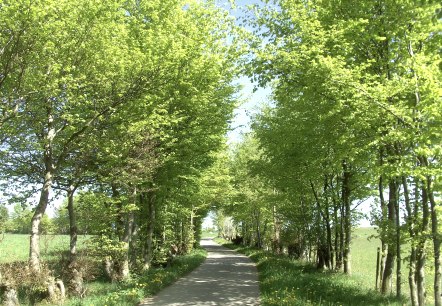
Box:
(0, 204), (8, 234)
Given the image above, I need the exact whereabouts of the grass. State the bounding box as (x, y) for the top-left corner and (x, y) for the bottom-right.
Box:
(201, 230), (218, 239)
(217, 228), (412, 306)
(0, 233), (90, 263)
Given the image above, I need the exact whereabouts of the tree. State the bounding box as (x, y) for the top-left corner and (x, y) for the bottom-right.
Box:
(0, 204), (9, 234)
(244, 0), (440, 303)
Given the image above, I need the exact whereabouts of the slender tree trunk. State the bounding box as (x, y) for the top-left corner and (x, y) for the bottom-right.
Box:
(381, 178), (398, 294)
(188, 205), (195, 251)
(427, 178), (441, 306)
(403, 176), (418, 306)
(342, 160), (351, 275)
(254, 209), (262, 249)
(395, 184), (401, 298)
(144, 191), (156, 270)
(67, 184), (78, 262)
(416, 180), (429, 306)
(66, 183), (82, 296)
(333, 196), (340, 271)
(338, 198), (345, 270)
(378, 151), (387, 288)
(325, 198), (333, 269)
(272, 204), (282, 254)
(416, 246), (427, 305)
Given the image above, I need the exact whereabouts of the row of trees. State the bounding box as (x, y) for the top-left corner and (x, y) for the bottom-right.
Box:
(0, 0), (241, 300)
(221, 1), (441, 306)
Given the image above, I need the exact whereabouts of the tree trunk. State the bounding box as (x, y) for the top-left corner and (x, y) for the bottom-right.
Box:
(67, 184), (78, 262)
(66, 184), (84, 296)
(416, 180), (429, 305)
(427, 178), (441, 306)
(381, 178), (398, 294)
(143, 191), (156, 270)
(416, 247), (426, 305)
(325, 198), (333, 269)
(395, 186), (401, 298)
(272, 205), (282, 254)
(29, 163), (53, 272)
(333, 197), (340, 271)
(378, 152), (387, 288)
(402, 176), (418, 306)
(254, 208), (262, 249)
(119, 210), (134, 280)
(342, 160), (351, 275)
(338, 197), (345, 270)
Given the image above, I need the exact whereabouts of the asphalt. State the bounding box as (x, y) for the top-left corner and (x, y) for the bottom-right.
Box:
(139, 238), (260, 306)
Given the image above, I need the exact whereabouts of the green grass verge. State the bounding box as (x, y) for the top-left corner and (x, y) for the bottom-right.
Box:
(216, 238), (405, 306)
(60, 248), (207, 306)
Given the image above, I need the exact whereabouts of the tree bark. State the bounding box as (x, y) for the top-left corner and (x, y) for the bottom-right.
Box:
(395, 184), (401, 298)
(29, 145), (54, 272)
(402, 176), (418, 306)
(381, 178), (398, 294)
(427, 177), (441, 306)
(67, 184), (78, 263)
(333, 195), (339, 270)
(254, 208), (262, 249)
(143, 191), (156, 270)
(272, 205), (282, 254)
(342, 160), (351, 275)
(416, 179), (429, 305)
(378, 150), (387, 288)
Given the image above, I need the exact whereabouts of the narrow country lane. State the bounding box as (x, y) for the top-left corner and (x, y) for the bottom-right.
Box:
(139, 238), (260, 306)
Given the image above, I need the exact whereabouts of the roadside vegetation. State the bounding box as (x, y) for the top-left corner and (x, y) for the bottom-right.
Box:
(0, 233), (206, 305)
(218, 228), (409, 305)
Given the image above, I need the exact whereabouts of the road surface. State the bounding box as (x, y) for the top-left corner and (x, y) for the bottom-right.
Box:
(139, 238), (260, 306)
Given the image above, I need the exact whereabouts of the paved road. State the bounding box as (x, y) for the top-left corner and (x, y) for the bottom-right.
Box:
(139, 238), (260, 306)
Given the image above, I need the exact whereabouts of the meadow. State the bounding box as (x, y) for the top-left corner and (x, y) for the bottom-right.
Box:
(0, 234), (90, 263)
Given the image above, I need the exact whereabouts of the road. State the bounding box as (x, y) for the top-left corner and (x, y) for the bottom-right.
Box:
(139, 238), (260, 306)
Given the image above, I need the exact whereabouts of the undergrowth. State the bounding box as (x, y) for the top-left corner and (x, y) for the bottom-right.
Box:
(55, 248), (207, 306)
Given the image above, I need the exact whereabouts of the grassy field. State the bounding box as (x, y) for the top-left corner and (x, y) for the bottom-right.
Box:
(0, 234), (90, 263)
(218, 227), (435, 306)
